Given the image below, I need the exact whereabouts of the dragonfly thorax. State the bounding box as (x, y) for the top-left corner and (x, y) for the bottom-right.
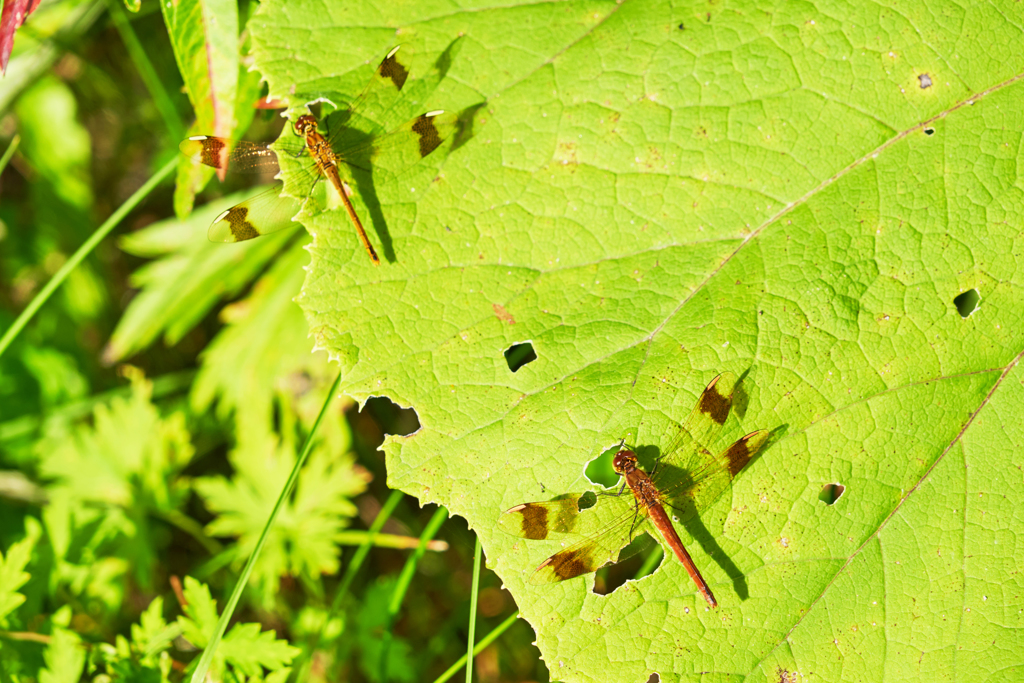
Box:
(612, 450), (638, 475)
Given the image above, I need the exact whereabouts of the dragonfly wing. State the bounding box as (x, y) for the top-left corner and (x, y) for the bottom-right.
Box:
(653, 372), (739, 474)
(646, 372), (767, 517)
(180, 137), (281, 174)
(660, 429), (770, 518)
(317, 45), (458, 174)
(499, 496), (588, 540)
(208, 184), (304, 242)
(340, 46), (412, 125)
(530, 512), (651, 584)
(680, 430), (770, 512)
(336, 44), (458, 134)
(498, 494), (652, 584)
(336, 110), (459, 176)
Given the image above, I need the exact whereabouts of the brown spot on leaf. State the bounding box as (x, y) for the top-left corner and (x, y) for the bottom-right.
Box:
(493, 303), (516, 324)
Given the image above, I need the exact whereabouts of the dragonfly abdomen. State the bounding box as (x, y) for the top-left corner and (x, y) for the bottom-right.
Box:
(645, 496), (718, 608)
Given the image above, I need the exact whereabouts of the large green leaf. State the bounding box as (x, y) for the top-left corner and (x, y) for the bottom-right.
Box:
(250, 1), (1024, 680)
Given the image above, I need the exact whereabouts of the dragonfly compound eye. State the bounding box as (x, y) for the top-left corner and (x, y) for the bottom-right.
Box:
(294, 115), (317, 134)
(612, 450), (637, 474)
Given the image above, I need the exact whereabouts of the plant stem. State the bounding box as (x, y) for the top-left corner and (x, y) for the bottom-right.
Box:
(0, 157), (176, 359)
(431, 611), (520, 683)
(466, 536), (482, 683)
(293, 488), (405, 682)
(379, 505), (447, 681)
(188, 371), (342, 683)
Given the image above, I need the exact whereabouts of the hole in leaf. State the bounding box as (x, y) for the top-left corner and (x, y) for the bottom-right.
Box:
(585, 444), (621, 488)
(359, 397), (421, 439)
(503, 342), (537, 372)
(593, 533), (661, 595)
(953, 289), (980, 318)
(647, 674), (661, 683)
(678, 22), (685, 30)
(352, 397), (421, 483)
(924, 127), (935, 135)
(819, 482), (846, 505)
(918, 73), (932, 89)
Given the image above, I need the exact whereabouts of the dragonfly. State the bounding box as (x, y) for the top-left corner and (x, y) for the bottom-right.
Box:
(498, 372), (770, 608)
(180, 46), (458, 265)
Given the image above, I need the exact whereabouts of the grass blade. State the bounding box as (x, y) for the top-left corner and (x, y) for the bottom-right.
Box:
(431, 611), (520, 683)
(0, 134), (19, 173)
(107, 0), (185, 141)
(634, 545), (664, 579)
(379, 505), (447, 681)
(333, 529), (448, 551)
(294, 488), (404, 680)
(466, 536), (482, 683)
(0, 156), (176, 359)
(188, 371), (342, 683)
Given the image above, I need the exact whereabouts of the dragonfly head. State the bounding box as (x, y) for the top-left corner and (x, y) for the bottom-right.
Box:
(612, 450), (637, 475)
(294, 114), (318, 135)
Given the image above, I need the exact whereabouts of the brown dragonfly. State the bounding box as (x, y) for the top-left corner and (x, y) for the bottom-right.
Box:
(499, 372), (769, 608)
(180, 46), (457, 265)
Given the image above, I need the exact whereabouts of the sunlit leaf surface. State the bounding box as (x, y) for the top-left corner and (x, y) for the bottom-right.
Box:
(249, 1), (1024, 680)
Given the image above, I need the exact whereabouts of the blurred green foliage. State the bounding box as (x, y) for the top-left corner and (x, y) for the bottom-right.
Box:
(0, 1), (534, 682)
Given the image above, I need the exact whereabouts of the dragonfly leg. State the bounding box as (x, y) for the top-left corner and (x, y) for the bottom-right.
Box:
(298, 174), (324, 207)
(663, 500), (689, 517)
(626, 505), (642, 543)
